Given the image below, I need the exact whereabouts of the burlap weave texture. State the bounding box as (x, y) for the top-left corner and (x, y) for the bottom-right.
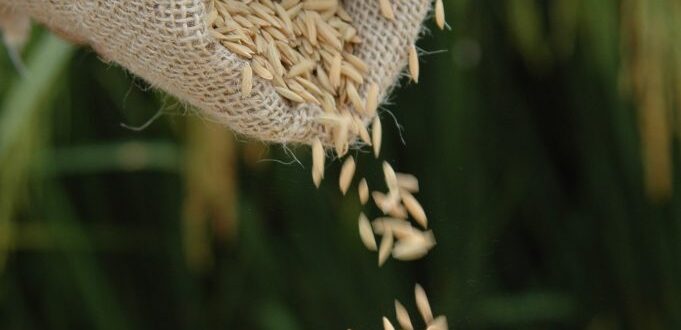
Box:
(0, 0), (431, 145)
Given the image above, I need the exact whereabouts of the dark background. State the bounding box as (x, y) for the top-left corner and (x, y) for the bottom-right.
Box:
(1, 0), (680, 329)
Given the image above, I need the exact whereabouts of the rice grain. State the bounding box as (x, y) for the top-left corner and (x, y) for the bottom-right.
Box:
(358, 178), (369, 205)
(408, 44), (419, 83)
(400, 191), (427, 228)
(372, 116), (382, 158)
(382, 317), (395, 330)
(339, 156), (355, 194)
(312, 137), (325, 187)
(378, 226), (394, 266)
(394, 300), (414, 330)
(415, 284), (434, 323)
(358, 212), (377, 251)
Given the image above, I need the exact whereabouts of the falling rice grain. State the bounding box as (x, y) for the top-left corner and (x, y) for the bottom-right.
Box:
(415, 284), (434, 323)
(383, 161), (399, 192)
(378, 226), (394, 267)
(358, 212), (377, 251)
(392, 231), (435, 260)
(396, 172), (419, 193)
(372, 116), (382, 158)
(426, 315), (449, 330)
(382, 317), (395, 330)
(358, 178), (369, 205)
(400, 191), (428, 228)
(394, 300), (414, 330)
(339, 156), (356, 195)
(312, 137), (325, 187)
(408, 44), (419, 83)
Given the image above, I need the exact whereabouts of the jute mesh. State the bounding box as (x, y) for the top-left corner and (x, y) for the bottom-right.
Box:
(0, 0), (431, 145)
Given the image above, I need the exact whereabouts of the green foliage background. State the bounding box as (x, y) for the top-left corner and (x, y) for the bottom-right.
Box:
(2, 0), (681, 329)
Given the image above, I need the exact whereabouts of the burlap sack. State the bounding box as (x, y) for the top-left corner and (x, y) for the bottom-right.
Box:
(0, 0), (431, 145)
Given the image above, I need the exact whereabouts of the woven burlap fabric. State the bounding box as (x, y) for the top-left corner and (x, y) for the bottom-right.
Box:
(0, 0), (431, 145)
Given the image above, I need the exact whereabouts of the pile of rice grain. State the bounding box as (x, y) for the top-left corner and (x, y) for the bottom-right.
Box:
(209, 0), (447, 328)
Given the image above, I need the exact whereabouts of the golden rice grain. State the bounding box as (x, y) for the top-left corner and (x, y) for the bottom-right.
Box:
(334, 116), (350, 156)
(372, 190), (401, 216)
(378, 0), (395, 20)
(303, 0), (338, 11)
(372, 217), (414, 238)
(223, 41), (254, 58)
(346, 82), (365, 113)
(383, 161), (399, 191)
(358, 212), (377, 251)
(358, 178), (369, 205)
(339, 155), (355, 195)
(400, 191), (428, 228)
(378, 226), (394, 266)
(392, 230), (435, 260)
(252, 59), (274, 80)
(434, 0), (446, 30)
(329, 53), (342, 89)
(287, 59), (316, 77)
(275, 86), (305, 102)
(341, 63), (364, 84)
(426, 316), (449, 330)
(415, 284), (434, 323)
(394, 300), (414, 330)
(387, 203), (408, 219)
(382, 317), (395, 330)
(343, 52), (369, 74)
(354, 116), (372, 145)
(312, 137), (325, 187)
(372, 116), (382, 158)
(396, 172), (419, 193)
(241, 63), (253, 98)
(408, 44), (419, 83)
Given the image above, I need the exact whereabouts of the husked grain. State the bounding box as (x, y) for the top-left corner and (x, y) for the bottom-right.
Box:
(275, 86), (305, 102)
(408, 44), (419, 83)
(400, 191), (427, 228)
(382, 317), (395, 330)
(383, 161), (398, 191)
(358, 212), (377, 251)
(415, 284), (434, 323)
(426, 316), (449, 330)
(394, 300), (414, 330)
(358, 178), (369, 205)
(396, 172), (419, 193)
(339, 155), (355, 194)
(378, 226), (394, 266)
(372, 116), (382, 158)
(312, 137), (325, 187)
